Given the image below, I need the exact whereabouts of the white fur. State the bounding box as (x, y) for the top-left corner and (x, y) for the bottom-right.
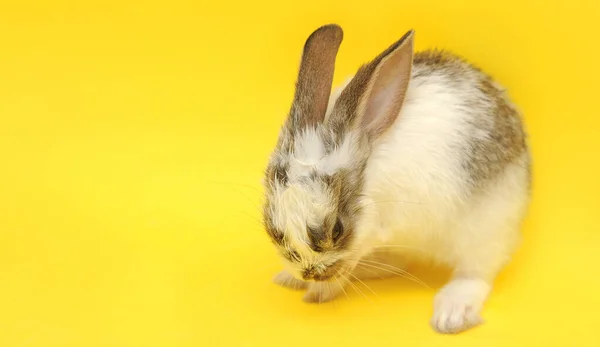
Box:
(327, 66), (528, 332)
(289, 128), (358, 180)
(271, 127), (361, 263)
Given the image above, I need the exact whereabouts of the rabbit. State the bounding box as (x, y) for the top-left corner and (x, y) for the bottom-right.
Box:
(262, 24), (531, 334)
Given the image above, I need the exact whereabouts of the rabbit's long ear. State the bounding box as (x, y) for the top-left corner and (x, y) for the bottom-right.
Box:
(331, 30), (414, 141)
(288, 24), (344, 130)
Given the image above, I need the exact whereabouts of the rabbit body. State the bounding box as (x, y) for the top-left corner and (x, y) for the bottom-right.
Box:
(264, 25), (531, 334)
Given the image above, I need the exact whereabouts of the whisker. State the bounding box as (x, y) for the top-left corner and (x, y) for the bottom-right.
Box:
(357, 261), (431, 289)
(339, 272), (368, 301)
(354, 264), (385, 280)
(334, 276), (350, 300)
(344, 271), (371, 302)
(356, 262), (424, 287)
(347, 272), (378, 297)
(360, 259), (429, 288)
(327, 282), (338, 308)
(347, 280), (366, 301)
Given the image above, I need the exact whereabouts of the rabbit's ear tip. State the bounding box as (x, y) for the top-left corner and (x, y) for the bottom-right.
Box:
(308, 24), (344, 43)
(318, 23), (343, 31)
(402, 29), (416, 42)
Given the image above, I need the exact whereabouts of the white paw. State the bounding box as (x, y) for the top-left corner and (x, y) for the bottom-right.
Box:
(273, 270), (308, 290)
(431, 278), (490, 334)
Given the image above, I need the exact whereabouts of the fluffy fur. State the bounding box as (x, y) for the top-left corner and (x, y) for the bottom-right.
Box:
(263, 24), (531, 334)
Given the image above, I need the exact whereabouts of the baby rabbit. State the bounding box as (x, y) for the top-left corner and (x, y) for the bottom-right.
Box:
(262, 24), (531, 334)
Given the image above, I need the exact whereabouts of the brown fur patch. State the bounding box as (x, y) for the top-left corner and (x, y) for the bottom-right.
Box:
(412, 49), (530, 188)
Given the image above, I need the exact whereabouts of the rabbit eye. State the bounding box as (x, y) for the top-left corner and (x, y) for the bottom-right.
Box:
(332, 219), (343, 241)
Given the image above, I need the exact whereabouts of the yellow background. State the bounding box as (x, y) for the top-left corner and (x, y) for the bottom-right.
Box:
(1, 0), (599, 346)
